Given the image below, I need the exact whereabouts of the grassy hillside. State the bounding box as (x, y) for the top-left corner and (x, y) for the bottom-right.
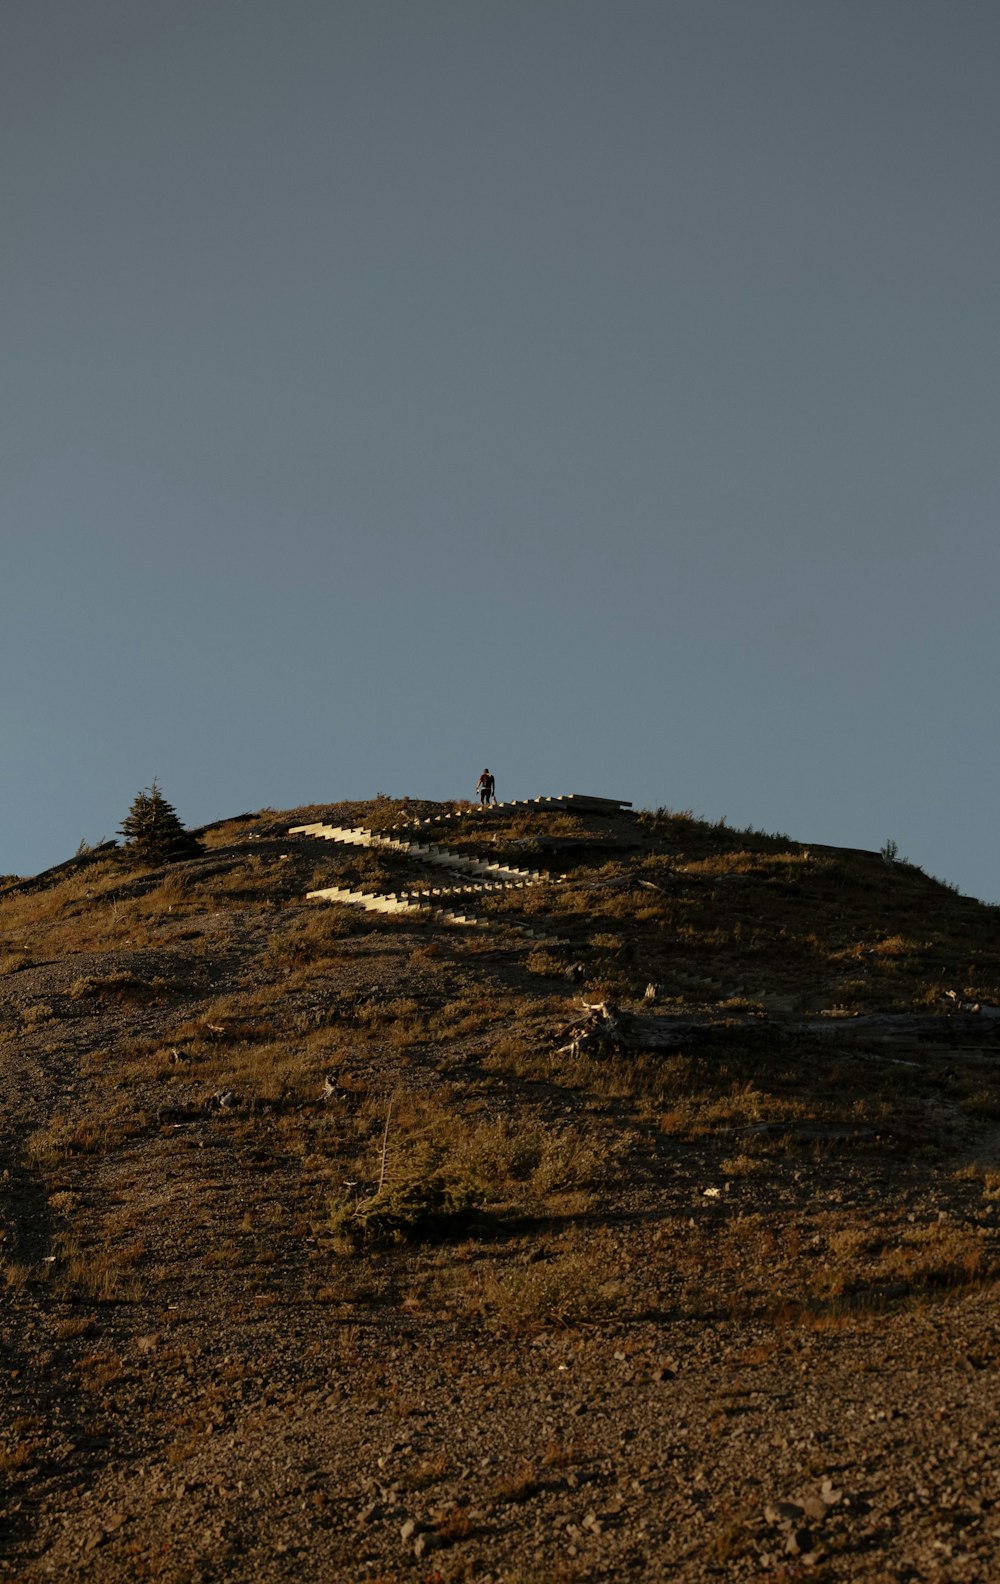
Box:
(1, 799), (999, 1582)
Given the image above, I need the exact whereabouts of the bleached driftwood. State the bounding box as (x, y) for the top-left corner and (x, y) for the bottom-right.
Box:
(555, 999), (720, 1058)
(553, 1000), (1000, 1063)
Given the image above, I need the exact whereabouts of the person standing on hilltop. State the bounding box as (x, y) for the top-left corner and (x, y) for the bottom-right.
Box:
(477, 768), (496, 807)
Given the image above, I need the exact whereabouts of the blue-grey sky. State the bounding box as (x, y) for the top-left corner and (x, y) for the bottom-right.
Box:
(3, 1), (999, 898)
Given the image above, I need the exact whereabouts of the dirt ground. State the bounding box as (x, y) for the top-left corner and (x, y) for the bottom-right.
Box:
(1, 806), (1000, 1582)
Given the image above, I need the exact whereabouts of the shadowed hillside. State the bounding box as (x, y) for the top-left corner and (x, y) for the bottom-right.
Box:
(1, 798), (999, 1582)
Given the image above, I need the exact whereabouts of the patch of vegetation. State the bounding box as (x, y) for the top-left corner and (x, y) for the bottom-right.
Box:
(329, 1106), (608, 1249)
(330, 1150), (482, 1248)
(267, 909), (361, 964)
(69, 972), (184, 1003)
(21, 1003), (56, 1026)
(25, 1116), (125, 1168)
(0, 951), (35, 975)
(479, 1242), (620, 1333)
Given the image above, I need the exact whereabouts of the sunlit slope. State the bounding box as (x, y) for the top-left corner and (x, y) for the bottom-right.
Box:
(2, 799), (998, 1016)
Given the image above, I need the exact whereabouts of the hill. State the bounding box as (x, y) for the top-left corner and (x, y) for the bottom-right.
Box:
(1, 796), (999, 1582)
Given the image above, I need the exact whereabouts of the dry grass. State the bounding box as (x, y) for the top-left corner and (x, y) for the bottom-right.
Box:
(399, 1451), (450, 1491)
(493, 1460), (540, 1502)
(2, 1262), (34, 1291)
(326, 1090), (612, 1250)
(719, 1152), (769, 1178)
(955, 1163), (1000, 1200)
(21, 1003), (56, 1026)
(25, 1116), (126, 1168)
(0, 1442), (37, 1474)
(478, 1241), (620, 1334)
(658, 1083), (815, 1138)
(200, 816), (271, 848)
(69, 971), (186, 1004)
(51, 1314), (99, 1340)
(0, 951), (35, 976)
(525, 949), (566, 978)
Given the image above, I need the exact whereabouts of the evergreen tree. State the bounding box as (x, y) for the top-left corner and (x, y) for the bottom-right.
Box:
(118, 781), (201, 865)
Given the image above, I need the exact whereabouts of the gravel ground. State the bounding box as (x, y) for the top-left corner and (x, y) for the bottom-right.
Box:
(1, 817), (999, 1583)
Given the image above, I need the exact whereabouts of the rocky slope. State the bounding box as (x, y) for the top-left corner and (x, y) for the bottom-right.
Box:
(1, 799), (999, 1582)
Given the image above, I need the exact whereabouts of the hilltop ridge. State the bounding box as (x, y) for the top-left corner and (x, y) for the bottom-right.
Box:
(1, 797), (999, 1581)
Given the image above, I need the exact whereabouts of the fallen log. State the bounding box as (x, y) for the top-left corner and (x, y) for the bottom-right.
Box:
(553, 1000), (1000, 1061)
(555, 1000), (744, 1057)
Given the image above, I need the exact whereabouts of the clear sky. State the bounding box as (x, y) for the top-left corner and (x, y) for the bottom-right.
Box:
(3, 1), (998, 899)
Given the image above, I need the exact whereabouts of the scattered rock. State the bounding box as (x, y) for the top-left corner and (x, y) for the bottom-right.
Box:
(800, 1494), (830, 1522)
(786, 1527), (814, 1555)
(764, 1501), (804, 1525)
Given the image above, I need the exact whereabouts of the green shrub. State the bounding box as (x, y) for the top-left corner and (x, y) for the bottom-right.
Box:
(330, 1141), (481, 1248)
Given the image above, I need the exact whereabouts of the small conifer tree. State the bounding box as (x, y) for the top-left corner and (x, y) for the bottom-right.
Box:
(118, 781), (201, 865)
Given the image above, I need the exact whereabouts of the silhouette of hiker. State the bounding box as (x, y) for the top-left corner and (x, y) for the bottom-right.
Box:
(477, 769), (496, 807)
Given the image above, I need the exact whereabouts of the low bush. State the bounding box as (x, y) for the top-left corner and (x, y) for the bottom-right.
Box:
(330, 1150), (481, 1248)
(329, 1108), (608, 1249)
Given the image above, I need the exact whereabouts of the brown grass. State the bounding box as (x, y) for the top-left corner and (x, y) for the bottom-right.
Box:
(478, 1241), (620, 1333)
